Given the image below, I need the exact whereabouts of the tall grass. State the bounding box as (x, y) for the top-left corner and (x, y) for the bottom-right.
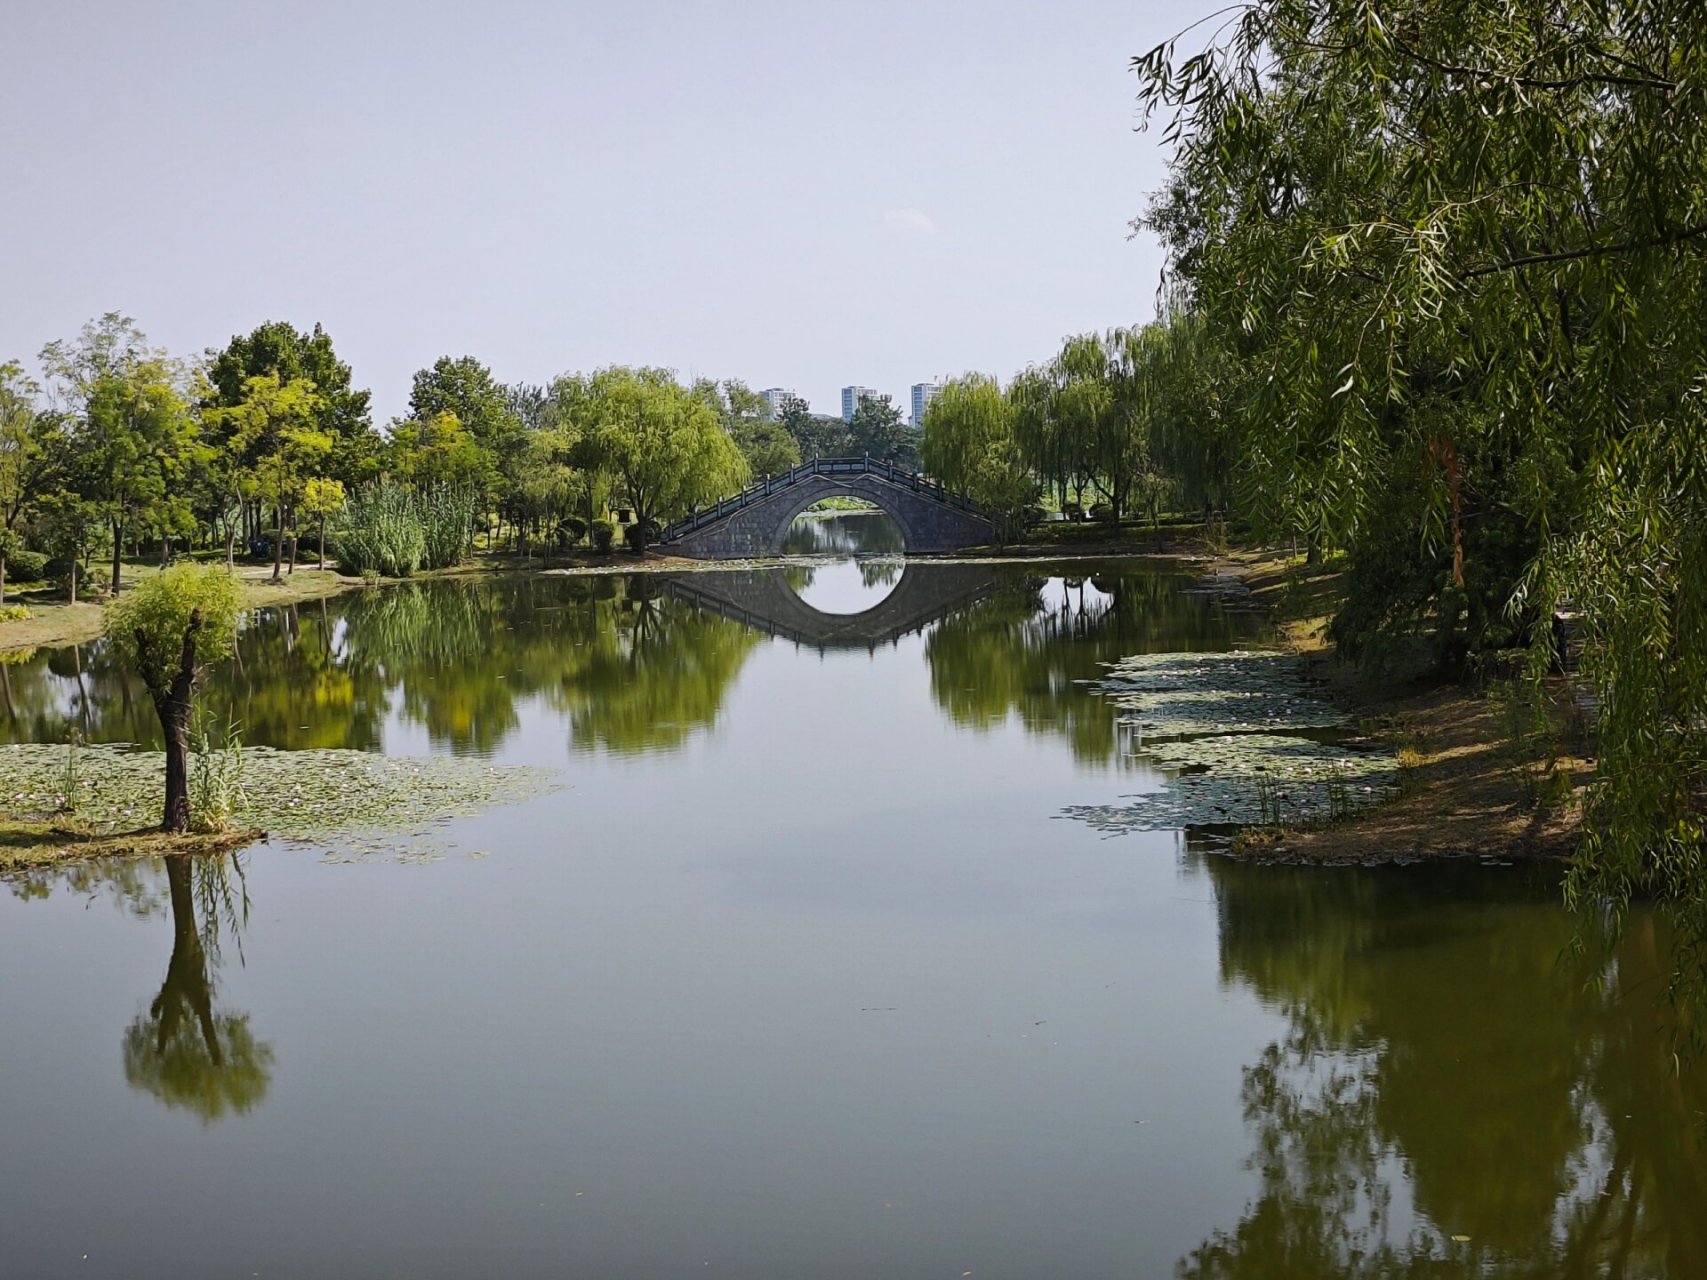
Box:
(190, 712), (248, 835)
(334, 484), (476, 577)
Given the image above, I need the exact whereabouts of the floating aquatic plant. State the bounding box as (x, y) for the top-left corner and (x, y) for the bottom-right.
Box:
(1062, 651), (1398, 833)
(1, 742), (556, 842)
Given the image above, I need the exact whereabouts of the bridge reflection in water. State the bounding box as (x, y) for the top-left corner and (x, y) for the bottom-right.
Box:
(659, 561), (1002, 652)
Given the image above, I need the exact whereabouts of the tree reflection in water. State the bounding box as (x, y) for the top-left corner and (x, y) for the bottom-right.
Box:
(926, 570), (1263, 765)
(0, 577), (761, 758)
(1186, 854), (1707, 1279)
(5, 854), (275, 1124)
(122, 855), (273, 1123)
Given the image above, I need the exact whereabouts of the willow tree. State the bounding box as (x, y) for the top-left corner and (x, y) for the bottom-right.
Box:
(919, 373), (1034, 538)
(567, 366), (749, 537)
(104, 565), (241, 832)
(1134, 2), (1707, 960)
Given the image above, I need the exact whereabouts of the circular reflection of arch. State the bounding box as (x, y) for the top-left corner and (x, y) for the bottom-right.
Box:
(780, 507), (907, 615)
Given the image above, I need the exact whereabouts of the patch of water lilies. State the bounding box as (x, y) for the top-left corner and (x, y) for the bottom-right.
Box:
(1, 742), (557, 841)
(1063, 651), (1398, 833)
(1088, 650), (1348, 738)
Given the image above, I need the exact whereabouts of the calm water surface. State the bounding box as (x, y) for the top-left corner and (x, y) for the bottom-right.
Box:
(3, 518), (1704, 1278)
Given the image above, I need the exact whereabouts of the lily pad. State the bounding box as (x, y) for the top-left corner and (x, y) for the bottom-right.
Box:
(1063, 651), (1397, 834)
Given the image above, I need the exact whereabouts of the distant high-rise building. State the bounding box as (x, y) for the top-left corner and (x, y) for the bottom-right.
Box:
(760, 387), (795, 419)
(910, 382), (941, 427)
(841, 385), (879, 422)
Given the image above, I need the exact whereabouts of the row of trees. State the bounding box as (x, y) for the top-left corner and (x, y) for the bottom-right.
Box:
(918, 315), (1230, 535)
(0, 316), (930, 598)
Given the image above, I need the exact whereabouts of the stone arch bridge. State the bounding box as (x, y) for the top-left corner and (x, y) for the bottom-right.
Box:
(658, 457), (996, 558)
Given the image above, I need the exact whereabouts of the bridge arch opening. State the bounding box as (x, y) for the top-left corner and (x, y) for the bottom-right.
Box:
(779, 501), (905, 557)
(778, 503), (907, 614)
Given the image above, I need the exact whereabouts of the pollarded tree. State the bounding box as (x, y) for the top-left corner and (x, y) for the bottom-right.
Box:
(103, 565), (241, 833)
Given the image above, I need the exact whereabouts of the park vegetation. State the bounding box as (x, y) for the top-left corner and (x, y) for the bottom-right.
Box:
(0, 318), (929, 597)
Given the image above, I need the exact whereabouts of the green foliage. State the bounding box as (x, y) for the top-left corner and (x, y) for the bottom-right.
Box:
(102, 565), (241, 694)
(1132, 0), (1707, 970)
(919, 374), (1036, 538)
(40, 314), (205, 592)
(206, 320), (375, 487)
(776, 394), (850, 458)
(332, 481), (472, 578)
(189, 712), (248, 834)
(3, 547), (48, 581)
(0, 603), (31, 622)
(590, 519), (616, 553)
(847, 394), (918, 466)
(556, 366), (750, 526)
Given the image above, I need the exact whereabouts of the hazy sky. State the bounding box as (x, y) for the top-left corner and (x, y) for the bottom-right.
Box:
(1, 1), (1186, 422)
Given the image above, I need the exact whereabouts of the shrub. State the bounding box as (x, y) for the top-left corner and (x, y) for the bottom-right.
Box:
(0, 604), (32, 623)
(5, 548), (48, 582)
(590, 520), (616, 553)
(557, 515), (588, 546)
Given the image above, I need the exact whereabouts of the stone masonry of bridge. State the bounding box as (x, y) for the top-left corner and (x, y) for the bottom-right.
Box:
(660, 463), (996, 559)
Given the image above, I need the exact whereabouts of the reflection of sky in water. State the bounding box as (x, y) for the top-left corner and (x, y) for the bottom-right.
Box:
(785, 557), (903, 613)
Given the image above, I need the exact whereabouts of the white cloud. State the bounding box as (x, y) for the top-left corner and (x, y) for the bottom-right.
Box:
(882, 207), (938, 238)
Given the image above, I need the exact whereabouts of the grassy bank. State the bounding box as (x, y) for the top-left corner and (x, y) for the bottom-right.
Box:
(1212, 548), (1589, 864)
(0, 817), (262, 870)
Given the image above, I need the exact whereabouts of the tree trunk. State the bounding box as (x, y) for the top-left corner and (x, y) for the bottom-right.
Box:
(318, 514), (327, 570)
(67, 558), (78, 605)
(0, 555), (7, 605)
(225, 520), (237, 570)
(147, 608), (204, 834)
(287, 508), (297, 575)
(111, 519), (124, 595)
(271, 512), (284, 582)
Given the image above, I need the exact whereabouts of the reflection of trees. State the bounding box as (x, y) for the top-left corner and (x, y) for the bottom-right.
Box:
(122, 855), (274, 1124)
(1185, 857), (1707, 1279)
(2, 576), (761, 757)
(858, 559), (902, 589)
(926, 572), (1261, 764)
(546, 590), (760, 755)
(780, 510), (905, 556)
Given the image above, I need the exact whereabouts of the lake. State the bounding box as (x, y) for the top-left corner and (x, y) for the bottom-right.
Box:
(3, 514), (1704, 1279)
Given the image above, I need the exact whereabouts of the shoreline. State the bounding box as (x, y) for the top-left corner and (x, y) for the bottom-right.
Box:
(1199, 548), (1587, 866)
